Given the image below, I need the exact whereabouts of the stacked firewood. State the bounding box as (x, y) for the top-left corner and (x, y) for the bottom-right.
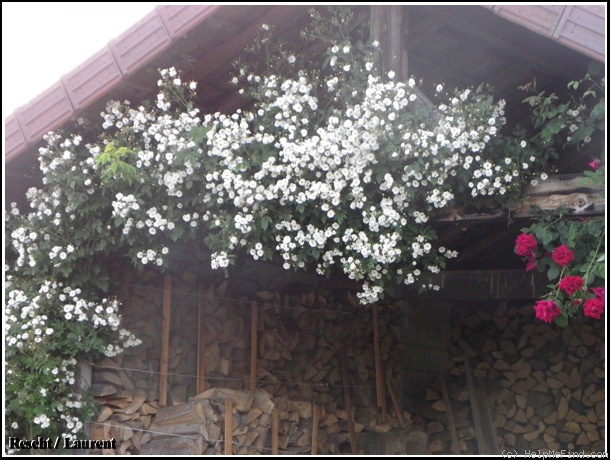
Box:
(419, 301), (605, 455)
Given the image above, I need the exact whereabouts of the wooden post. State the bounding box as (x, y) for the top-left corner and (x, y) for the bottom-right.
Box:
(271, 408), (279, 455)
(372, 305), (388, 422)
(388, 5), (403, 76)
(197, 283), (206, 394)
(159, 274), (171, 406)
(386, 373), (407, 429)
(438, 373), (461, 455)
(311, 404), (319, 455)
(250, 302), (258, 391)
(340, 348), (357, 454)
(225, 398), (234, 455)
(370, 5), (406, 79)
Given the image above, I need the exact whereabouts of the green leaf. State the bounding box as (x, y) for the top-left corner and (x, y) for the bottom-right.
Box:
(554, 314), (568, 328)
(547, 265), (560, 281)
(260, 216), (272, 231)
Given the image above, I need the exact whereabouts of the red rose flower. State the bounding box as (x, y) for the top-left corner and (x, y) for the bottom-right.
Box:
(552, 244), (574, 267)
(558, 275), (584, 296)
(589, 158), (601, 170)
(515, 233), (537, 257)
(590, 287), (605, 302)
(533, 299), (561, 323)
(583, 298), (604, 319)
(525, 257), (537, 272)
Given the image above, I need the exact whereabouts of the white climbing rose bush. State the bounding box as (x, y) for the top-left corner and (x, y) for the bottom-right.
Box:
(6, 8), (553, 446)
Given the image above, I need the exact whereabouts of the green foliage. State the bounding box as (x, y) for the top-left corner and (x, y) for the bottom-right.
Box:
(96, 142), (138, 185)
(514, 64), (605, 327)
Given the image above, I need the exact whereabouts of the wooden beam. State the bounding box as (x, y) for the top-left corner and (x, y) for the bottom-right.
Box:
(197, 283), (206, 394)
(311, 404), (319, 455)
(463, 352), (499, 454)
(386, 373), (406, 429)
(438, 373), (461, 455)
(271, 408), (279, 455)
(372, 305), (388, 422)
(436, 174), (604, 223)
(225, 398), (234, 455)
(340, 348), (357, 454)
(159, 274), (171, 406)
(388, 5), (403, 77)
(250, 302), (258, 390)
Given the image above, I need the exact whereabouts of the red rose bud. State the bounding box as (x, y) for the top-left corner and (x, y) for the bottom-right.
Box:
(589, 158), (601, 170)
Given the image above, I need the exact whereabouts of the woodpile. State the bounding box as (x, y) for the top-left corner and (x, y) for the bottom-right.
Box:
(418, 301), (605, 455)
(91, 268), (604, 455)
(91, 272), (420, 454)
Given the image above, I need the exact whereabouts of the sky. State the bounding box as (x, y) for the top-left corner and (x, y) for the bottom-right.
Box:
(2, 2), (158, 120)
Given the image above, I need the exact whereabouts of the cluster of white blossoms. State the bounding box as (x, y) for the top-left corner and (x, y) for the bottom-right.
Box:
(112, 193), (140, 218)
(104, 329), (141, 357)
(33, 414), (51, 429)
(16, 60), (521, 322)
(47, 62), (516, 304)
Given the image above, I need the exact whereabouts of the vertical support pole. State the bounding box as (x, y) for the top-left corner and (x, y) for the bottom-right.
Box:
(271, 408), (279, 455)
(197, 283), (206, 394)
(401, 6), (410, 78)
(386, 373), (407, 429)
(225, 398), (234, 455)
(388, 5), (403, 76)
(372, 305), (388, 422)
(370, 5), (405, 79)
(370, 5), (384, 71)
(250, 302), (258, 391)
(159, 274), (171, 406)
(340, 348), (357, 455)
(438, 373), (461, 455)
(311, 404), (319, 455)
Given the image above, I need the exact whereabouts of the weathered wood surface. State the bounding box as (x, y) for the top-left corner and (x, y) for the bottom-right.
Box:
(437, 174), (604, 222)
(159, 274), (172, 406)
(197, 283), (206, 394)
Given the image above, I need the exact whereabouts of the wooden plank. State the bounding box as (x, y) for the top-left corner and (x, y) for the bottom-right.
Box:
(311, 404), (319, 455)
(340, 348), (357, 454)
(388, 5), (403, 77)
(250, 302), (258, 390)
(475, 376), (500, 454)
(225, 398), (233, 455)
(159, 274), (171, 406)
(386, 373), (406, 429)
(433, 173), (605, 223)
(197, 283), (206, 394)
(372, 306), (388, 422)
(271, 408), (279, 455)
(463, 352), (499, 454)
(438, 373), (461, 455)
